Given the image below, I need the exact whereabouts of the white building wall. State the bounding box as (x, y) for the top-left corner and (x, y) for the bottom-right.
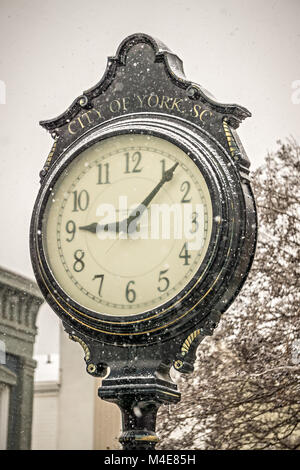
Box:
(57, 325), (95, 450)
(32, 383), (59, 450)
(32, 327), (121, 450)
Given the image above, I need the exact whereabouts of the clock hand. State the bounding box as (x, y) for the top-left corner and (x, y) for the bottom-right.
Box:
(123, 161), (179, 232)
(79, 162), (179, 235)
(79, 222), (97, 233)
(79, 208), (130, 233)
(79, 221), (121, 233)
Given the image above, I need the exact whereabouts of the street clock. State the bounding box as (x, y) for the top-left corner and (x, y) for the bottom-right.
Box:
(30, 33), (257, 449)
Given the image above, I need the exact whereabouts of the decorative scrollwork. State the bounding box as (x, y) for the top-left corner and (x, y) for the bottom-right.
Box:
(223, 119), (240, 159)
(69, 334), (91, 362)
(40, 138), (58, 177)
(181, 329), (201, 356)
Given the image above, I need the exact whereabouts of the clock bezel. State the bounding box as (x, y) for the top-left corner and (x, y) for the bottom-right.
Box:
(30, 113), (248, 345)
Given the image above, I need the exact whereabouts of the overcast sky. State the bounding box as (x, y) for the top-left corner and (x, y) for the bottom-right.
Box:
(0, 0), (299, 353)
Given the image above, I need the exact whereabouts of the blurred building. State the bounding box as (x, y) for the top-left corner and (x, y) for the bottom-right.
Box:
(32, 325), (121, 450)
(0, 266), (43, 450)
(0, 265), (120, 450)
(31, 353), (60, 449)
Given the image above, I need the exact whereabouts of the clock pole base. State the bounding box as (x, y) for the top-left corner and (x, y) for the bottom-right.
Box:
(99, 377), (181, 450)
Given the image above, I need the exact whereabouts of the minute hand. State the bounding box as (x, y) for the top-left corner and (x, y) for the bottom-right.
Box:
(124, 162), (179, 230)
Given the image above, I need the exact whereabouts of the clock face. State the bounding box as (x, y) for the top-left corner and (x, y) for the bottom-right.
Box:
(42, 134), (213, 317)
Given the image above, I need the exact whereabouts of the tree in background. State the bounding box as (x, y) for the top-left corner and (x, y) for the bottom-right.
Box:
(157, 139), (300, 450)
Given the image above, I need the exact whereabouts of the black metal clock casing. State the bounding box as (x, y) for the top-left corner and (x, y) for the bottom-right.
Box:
(30, 33), (257, 449)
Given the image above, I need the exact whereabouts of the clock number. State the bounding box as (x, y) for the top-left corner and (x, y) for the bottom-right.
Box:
(190, 212), (199, 233)
(158, 269), (170, 293)
(179, 242), (191, 266)
(65, 220), (76, 242)
(124, 151), (143, 173)
(93, 274), (104, 297)
(180, 181), (191, 203)
(72, 190), (89, 212)
(73, 249), (85, 272)
(125, 280), (136, 303)
(97, 163), (110, 184)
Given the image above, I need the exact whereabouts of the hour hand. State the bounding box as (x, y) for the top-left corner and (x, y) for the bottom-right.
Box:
(79, 222), (98, 233)
(79, 222), (121, 233)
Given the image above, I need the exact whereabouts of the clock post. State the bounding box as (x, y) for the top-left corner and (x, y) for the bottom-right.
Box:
(30, 33), (257, 450)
